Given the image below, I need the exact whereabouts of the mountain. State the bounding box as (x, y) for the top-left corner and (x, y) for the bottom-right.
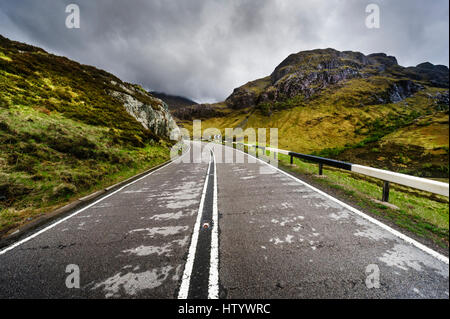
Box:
(176, 48), (449, 177)
(220, 49), (448, 111)
(0, 35), (179, 234)
(150, 91), (197, 111)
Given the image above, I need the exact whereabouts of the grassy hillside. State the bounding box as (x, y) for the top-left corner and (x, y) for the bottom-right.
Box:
(179, 50), (449, 178)
(335, 112), (449, 178)
(0, 35), (173, 235)
(183, 49), (449, 246)
(0, 35), (169, 146)
(184, 84), (448, 177)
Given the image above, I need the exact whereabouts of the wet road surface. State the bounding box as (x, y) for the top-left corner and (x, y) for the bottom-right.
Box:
(0, 142), (448, 298)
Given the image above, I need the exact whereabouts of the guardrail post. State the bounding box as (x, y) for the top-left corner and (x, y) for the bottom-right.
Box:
(274, 152), (277, 160)
(319, 163), (323, 175)
(290, 155), (293, 165)
(382, 181), (390, 202)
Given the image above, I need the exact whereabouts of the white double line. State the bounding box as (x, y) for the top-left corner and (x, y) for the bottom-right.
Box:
(178, 146), (219, 299)
(208, 150), (219, 299)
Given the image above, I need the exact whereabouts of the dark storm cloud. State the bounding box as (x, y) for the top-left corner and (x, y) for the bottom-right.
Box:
(0, 0), (448, 102)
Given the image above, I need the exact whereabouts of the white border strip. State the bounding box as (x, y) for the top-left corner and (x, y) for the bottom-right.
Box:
(178, 148), (212, 299)
(0, 145), (191, 256)
(352, 164), (449, 197)
(208, 149), (219, 299)
(225, 143), (449, 265)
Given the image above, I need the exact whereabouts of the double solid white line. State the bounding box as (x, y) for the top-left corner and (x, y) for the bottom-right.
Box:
(178, 146), (220, 299)
(208, 150), (219, 298)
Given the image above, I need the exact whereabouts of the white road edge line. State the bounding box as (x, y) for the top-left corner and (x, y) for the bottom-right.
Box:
(178, 146), (212, 299)
(0, 145), (191, 256)
(225, 143), (449, 265)
(208, 148), (219, 299)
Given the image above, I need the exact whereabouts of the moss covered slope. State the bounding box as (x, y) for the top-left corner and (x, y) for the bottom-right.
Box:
(179, 49), (449, 177)
(0, 35), (174, 234)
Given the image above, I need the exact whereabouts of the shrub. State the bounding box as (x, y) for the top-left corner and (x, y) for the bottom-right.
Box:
(47, 135), (98, 159)
(0, 96), (9, 108)
(14, 155), (38, 174)
(55, 87), (72, 101)
(119, 131), (145, 147)
(36, 106), (51, 115)
(257, 102), (272, 116)
(313, 147), (347, 158)
(0, 176), (33, 203)
(51, 183), (77, 199)
(0, 121), (11, 132)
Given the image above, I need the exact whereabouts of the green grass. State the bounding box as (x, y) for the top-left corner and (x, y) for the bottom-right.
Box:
(0, 51), (12, 62)
(0, 103), (170, 235)
(194, 83), (449, 178)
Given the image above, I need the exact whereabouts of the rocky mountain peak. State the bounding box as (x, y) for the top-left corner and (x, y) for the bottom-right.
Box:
(225, 48), (448, 110)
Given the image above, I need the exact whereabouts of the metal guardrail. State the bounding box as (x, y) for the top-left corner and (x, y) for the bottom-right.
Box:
(230, 142), (449, 202)
(288, 152), (352, 171)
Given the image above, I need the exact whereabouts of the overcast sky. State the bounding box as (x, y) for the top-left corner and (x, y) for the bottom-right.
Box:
(0, 0), (448, 103)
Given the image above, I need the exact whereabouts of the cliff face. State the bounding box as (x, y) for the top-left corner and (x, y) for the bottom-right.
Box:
(224, 49), (448, 110)
(108, 83), (180, 140)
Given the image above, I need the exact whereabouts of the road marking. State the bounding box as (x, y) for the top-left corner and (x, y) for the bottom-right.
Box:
(208, 150), (219, 299)
(178, 145), (220, 299)
(178, 147), (212, 299)
(0, 145), (191, 256)
(223, 143), (449, 265)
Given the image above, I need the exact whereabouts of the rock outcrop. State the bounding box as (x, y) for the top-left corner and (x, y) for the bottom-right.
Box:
(405, 62), (449, 88)
(225, 87), (259, 110)
(384, 80), (423, 103)
(109, 83), (180, 140)
(0, 34), (181, 143)
(224, 48), (449, 110)
(172, 103), (225, 120)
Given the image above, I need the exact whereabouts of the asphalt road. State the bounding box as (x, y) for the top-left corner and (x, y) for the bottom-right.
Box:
(0, 142), (448, 298)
